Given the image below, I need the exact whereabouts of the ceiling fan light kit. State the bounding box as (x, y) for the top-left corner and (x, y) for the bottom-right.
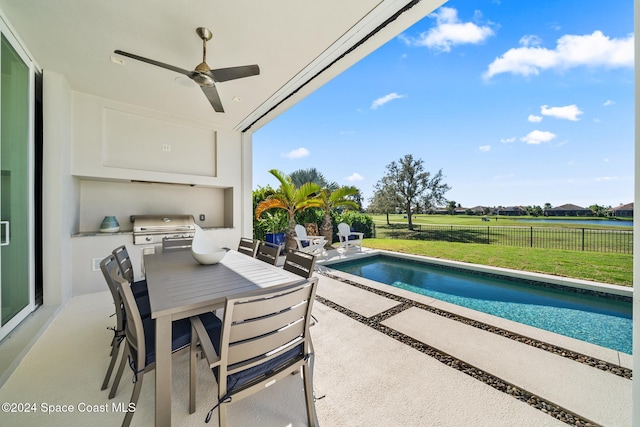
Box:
(114, 27), (260, 113)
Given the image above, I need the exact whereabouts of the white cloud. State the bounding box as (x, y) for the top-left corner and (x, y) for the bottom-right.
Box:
(483, 30), (633, 80)
(400, 7), (494, 52)
(371, 92), (405, 109)
(528, 114), (543, 122)
(281, 147), (310, 159)
(521, 130), (556, 145)
(519, 34), (542, 47)
(345, 172), (364, 182)
(479, 145), (491, 152)
(603, 99), (615, 106)
(595, 176), (621, 182)
(540, 104), (583, 121)
(500, 137), (516, 143)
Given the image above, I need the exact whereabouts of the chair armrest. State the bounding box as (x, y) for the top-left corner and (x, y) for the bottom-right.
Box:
(190, 316), (221, 369)
(296, 236), (326, 244)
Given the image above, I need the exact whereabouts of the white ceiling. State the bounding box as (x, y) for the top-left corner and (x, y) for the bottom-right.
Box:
(0, 0), (445, 132)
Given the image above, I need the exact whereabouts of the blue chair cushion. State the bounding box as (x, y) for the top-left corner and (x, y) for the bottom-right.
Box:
(301, 240), (310, 248)
(131, 279), (148, 298)
(214, 344), (304, 393)
(142, 312), (222, 367)
(347, 235), (359, 241)
(135, 295), (152, 319)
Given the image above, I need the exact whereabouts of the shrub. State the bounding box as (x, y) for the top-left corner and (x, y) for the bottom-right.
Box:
(334, 210), (374, 239)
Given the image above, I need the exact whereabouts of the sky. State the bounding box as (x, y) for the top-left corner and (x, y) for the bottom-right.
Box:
(252, 0), (634, 209)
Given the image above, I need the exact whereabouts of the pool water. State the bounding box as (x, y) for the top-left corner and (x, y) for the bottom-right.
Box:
(330, 255), (632, 354)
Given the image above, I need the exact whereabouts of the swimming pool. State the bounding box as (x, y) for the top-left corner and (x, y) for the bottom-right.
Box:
(328, 254), (632, 354)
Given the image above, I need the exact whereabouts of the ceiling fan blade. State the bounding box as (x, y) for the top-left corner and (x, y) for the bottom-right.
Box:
(200, 85), (224, 113)
(209, 65), (260, 83)
(114, 50), (193, 77)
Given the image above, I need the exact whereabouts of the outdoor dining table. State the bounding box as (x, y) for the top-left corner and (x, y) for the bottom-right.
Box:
(144, 248), (302, 427)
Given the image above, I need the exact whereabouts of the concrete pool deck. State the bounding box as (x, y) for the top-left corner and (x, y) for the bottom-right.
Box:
(314, 248), (632, 426)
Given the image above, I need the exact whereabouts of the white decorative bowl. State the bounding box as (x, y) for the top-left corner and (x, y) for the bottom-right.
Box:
(191, 248), (226, 265)
(191, 224), (226, 265)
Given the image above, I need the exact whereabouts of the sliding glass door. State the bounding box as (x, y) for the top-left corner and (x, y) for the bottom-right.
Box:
(0, 31), (33, 340)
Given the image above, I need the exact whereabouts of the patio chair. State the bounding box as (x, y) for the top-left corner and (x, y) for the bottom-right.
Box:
(189, 277), (319, 427)
(283, 249), (317, 279)
(112, 245), (148, 298)
(99, 254), (152, 392)
(294, 224), (326, 255)
(237, 237), (259, 257)
(337, 222), (364, 251)
(255, 241), (281, 265)
(106, 262), (221, 427)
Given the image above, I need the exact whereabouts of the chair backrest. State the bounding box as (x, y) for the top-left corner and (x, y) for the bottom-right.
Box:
(102, 256), (145, 367)
(255, 241), (280, 265)
(237, 237), (259, 257)
(100, 254), (125, 334)
(107, 262), (146, 371)
(294, 224), (307, 238)
(112, 245), (135, 283)
(219, 277), (318, 395)
(162, 237), (193, 251)
(337, 222), (351, 237)
(283, 249), (316, 279)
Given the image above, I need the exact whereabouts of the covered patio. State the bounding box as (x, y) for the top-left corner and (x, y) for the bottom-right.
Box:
(0, 0), (637, 426)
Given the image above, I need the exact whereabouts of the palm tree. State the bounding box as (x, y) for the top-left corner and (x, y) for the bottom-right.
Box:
(255, 169), (322, 249)
(289, 168), (338, 190)
(316, 186), (359, 248)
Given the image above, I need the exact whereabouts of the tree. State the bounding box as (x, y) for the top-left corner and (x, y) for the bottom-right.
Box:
(255, 169), (323, 249)
(374, 154), (450, 230)
(290, 168), (337, 191)
(316, 186), (360, 248)
(588, 204), (608, 217)
(369, 180), (401, 225)
(447, 200), (457, 215)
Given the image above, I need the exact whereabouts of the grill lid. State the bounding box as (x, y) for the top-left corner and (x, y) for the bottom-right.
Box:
(133, 215), (195, 233)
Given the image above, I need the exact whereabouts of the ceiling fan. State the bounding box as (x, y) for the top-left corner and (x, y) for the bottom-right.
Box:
(114, 27), (260, 113)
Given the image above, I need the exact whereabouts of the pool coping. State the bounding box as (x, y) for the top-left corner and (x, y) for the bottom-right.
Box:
(317, 249), (632, 371)
(319, 249), (632, 299)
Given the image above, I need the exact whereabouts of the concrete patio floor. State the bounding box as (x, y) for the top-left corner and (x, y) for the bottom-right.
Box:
(0, 248), (631, 426)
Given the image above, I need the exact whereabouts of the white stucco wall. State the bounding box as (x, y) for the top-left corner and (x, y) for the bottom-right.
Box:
(42, 70), (75, 307)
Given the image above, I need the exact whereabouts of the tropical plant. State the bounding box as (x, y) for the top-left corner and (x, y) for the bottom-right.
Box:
(259, 210), (288, 233)
(290, 168), (338, 190)
(255, 169), (323, 249)
(316, 186), (360, 247)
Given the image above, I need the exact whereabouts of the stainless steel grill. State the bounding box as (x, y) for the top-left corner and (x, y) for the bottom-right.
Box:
(133, 215), (195, 245)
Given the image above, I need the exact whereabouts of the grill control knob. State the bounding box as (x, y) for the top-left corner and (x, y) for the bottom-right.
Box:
(145, 236), (152, 242)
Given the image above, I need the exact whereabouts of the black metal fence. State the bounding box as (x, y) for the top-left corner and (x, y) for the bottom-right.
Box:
(374, 224), (633, 254)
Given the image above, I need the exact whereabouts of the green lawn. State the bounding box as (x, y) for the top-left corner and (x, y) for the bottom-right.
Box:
(370, 213), (633, 229)
(360, 238), (633, 287)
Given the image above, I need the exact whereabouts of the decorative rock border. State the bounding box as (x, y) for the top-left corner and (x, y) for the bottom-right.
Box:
(317, 271), (632, 381)
(315, 293), (600, 426)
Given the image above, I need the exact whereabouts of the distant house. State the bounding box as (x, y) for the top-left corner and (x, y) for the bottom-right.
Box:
(545, 203), (591, 217)
(469, 206), (489, 215)
(495, 206), (526, 216)
(609, 203), (634, 218)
